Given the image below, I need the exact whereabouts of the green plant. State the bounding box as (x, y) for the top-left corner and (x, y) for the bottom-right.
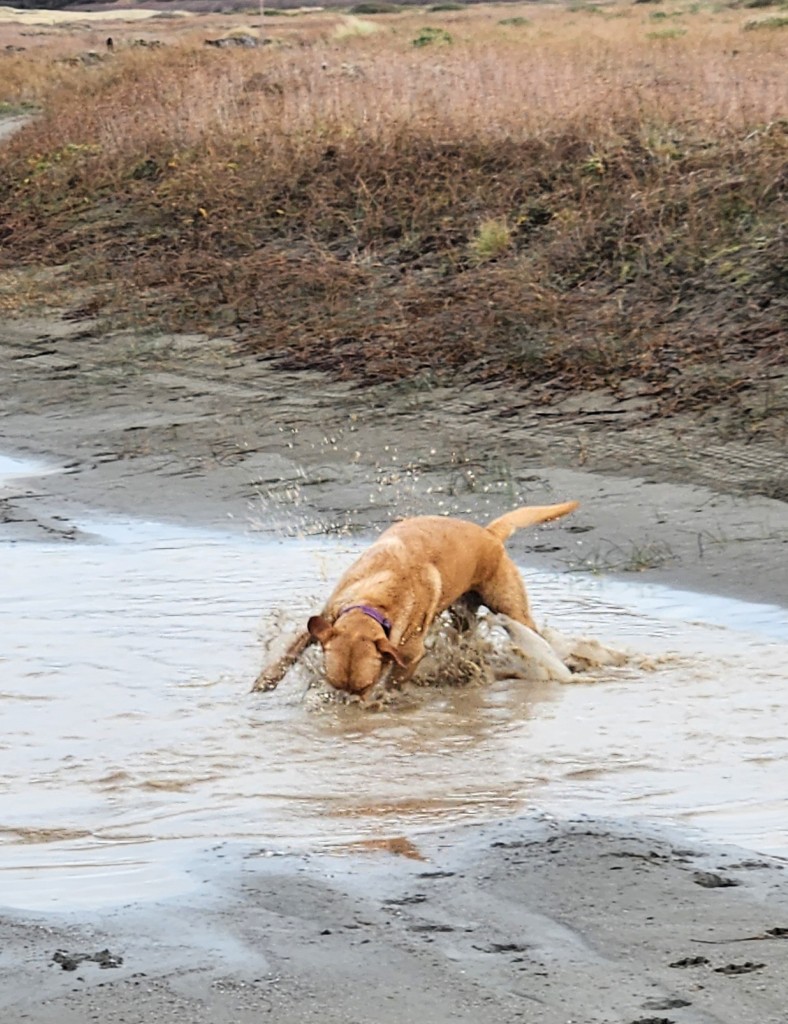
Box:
(469, 218), (512, 263)
(743, 13), (788, 26)
(350, 1), (401, 12)
(499, 15), (531, 25)
(0, 100), (38, 116)
(412, 25), (453, 45)
(567, 540), (675, 574)
(580, 153), (607, 176)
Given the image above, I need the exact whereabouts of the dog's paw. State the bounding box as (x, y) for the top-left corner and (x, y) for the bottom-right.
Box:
(250, 673), (280, 693)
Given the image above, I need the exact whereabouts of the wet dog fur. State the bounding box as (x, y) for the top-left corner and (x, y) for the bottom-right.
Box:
(252, 501), (578, 700)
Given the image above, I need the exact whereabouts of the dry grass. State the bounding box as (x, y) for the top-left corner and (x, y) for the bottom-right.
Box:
(0, 0), (785, 401)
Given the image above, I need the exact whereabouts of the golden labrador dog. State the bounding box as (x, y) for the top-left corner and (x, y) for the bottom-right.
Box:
(252, 501), (578, 699)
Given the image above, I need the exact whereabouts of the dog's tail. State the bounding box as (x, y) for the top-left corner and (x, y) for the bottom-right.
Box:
(486, 501), (579, 542)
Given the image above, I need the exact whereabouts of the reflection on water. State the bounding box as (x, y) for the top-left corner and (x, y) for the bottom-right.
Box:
(0, 453), (58, 482)
(1, 514), (787, 910)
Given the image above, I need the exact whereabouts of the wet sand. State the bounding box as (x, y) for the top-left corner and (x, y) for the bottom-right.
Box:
(1, 315), (786, 602)
(3, 821), (788, 1024)
(1, 313), (788, 1023)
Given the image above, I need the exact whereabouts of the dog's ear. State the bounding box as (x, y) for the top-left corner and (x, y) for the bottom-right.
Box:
(375, 637), (407, 668)
(307, 615), (335, 645)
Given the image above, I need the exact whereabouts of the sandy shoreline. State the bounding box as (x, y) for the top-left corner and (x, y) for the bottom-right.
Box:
(1, 312), (788, 1022)
(3, 819), (788, 1023)
(1, 315), (786, 605)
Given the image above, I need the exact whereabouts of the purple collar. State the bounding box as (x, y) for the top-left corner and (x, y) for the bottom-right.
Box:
(337, 604), (392, 636)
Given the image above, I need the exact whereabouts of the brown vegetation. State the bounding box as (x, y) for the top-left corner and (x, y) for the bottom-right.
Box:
(0, 2), (785, 409)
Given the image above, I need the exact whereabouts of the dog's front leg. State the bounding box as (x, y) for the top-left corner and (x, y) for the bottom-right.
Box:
(386, 635), (426, 688)
(251, 630), (313, 693)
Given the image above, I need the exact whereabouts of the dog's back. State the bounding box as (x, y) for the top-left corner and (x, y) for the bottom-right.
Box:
(330, 502), (578, 613)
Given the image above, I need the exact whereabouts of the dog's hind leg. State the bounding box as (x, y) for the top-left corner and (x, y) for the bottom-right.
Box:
(478, 558), (574, 681)
(476, 557), (538, 632)
(251, 630), (313, 693)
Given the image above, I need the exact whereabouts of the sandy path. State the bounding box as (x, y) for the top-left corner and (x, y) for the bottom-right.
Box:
(0, 113), (32, 144)
(0, 5), (186, 24)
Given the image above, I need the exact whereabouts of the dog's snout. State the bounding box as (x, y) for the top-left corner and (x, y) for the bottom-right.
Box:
(323, 637), (384, 695)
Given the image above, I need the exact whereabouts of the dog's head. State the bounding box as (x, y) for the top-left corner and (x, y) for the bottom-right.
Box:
(307, 614), (406, 698)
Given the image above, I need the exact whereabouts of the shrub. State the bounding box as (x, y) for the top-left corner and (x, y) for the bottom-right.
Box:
(412, 25), (453, 45)
(469, 219), (512, 263)
(349, 2), (401, 13)
(743, 13), (788, 26)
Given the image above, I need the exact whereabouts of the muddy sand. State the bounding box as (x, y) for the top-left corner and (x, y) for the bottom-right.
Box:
(1, 313), (788, 1023)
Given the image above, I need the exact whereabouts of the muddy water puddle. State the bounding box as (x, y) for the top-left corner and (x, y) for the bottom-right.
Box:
(2, 512), (788, 910)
